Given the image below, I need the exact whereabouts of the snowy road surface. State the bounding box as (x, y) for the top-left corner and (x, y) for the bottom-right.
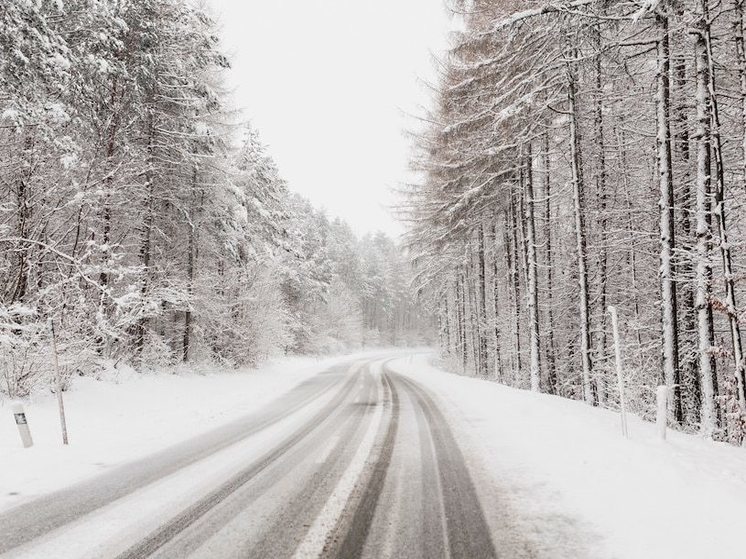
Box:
(0, 357), (525, 559)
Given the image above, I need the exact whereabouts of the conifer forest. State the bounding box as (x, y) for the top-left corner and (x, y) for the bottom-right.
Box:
(404, 0), (746, 443)
(0, 0), (429, 399)
(4, 2), (746, 558)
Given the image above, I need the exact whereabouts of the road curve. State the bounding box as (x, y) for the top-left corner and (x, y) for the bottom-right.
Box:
(1, 357), (502, 559)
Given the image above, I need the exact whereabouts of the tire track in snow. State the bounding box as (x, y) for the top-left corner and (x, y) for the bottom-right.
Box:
(0, 365), (353, 555)
(112, 369), (362, 559)
(393, 372), (497, 559)
(327, 371), (400, 559)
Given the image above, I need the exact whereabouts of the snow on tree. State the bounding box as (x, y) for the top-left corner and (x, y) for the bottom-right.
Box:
(0, 0), (430, 396)
(403, 0), (746, 444)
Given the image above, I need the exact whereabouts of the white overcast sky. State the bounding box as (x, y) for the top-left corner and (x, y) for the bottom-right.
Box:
(208, 0), (454, 237)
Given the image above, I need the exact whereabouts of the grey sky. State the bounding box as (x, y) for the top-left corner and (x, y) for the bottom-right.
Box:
(209, 0), (453, 237)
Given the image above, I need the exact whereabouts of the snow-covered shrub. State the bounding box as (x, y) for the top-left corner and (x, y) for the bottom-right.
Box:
(0, 304), (98, 398)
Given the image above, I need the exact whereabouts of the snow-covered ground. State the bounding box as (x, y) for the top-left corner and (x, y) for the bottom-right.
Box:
(5, 350), (746, 558)
(389, 353), (746, 559)
(0, 351), (391, 513)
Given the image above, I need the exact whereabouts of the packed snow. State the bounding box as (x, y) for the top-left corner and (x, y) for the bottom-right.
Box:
(4, 350), (746, 559)
(0, 352), (393, 513)
(388, 353), (746, 559)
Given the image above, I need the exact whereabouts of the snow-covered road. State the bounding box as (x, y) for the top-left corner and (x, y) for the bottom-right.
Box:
(1, 355), (528, 558)
(3, 352), (745, 558)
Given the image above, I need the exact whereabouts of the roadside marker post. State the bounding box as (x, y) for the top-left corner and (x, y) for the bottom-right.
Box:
(608, 306), (629, 439)
(12, 403), (33, 448)
(656, 386), (668, 441)
(49, 319), (69, 445)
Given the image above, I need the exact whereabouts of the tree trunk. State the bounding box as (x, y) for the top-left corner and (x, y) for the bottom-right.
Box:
(670, 41), (702, 424)
(183, 166), (199, 363)
(704, 18), (746, 426)
(694, 7), (718, 437)
(493, 219), (505, 382)
(135, 110), (156, 358)
(593, 21), (609, 404)
(10, 135), (34, 304)
(542, 129), (558, 394)
(567, 57), (594, 404)
(98, 79), (120, 293)
(477, 224), (490, 377)
(657, 14), (683, 423)
(468, 245), (481, 375)
(617, 124), (643, 348)
(507, 185), (523, 385)
(442, 291), (452, 356)
(525, 145), (541, 392)
(456, 270), (468, 373)
(736, 0), (746, 193)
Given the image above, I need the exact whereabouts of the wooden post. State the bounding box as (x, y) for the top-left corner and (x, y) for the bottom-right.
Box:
(657, 386), (668, 441)
(608, 306), (629, 438)
(49, 320), (69, 445)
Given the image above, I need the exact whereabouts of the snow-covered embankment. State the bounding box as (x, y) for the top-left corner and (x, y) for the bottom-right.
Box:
(389, 353), (746, 559)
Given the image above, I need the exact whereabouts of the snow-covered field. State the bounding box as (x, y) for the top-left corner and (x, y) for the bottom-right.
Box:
(389, 353), (746, 559)
(0, 352), (389, 513)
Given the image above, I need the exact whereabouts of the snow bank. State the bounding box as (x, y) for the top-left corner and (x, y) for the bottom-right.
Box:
(389, 353), (746, 559)
(0, 352), (384, 512)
